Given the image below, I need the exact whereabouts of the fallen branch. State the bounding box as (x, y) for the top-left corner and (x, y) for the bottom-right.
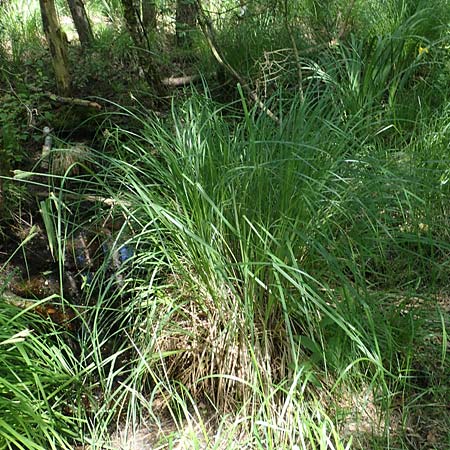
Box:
(162, 74), (203, 87)
(2, 289), (37, 310)
(43, 91), (102, 109)
(12, 172), (131, 207)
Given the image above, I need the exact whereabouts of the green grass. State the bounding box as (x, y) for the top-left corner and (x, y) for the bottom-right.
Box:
(0, 0), (449, 447)
(0, 0), (42, 65)
(47, 78), (446, 447)
(0, 297), (87, 450)
(5, 80), (450, 450)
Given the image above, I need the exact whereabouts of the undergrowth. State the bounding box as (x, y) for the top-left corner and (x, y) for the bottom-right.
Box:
(0, 0), (449, 448)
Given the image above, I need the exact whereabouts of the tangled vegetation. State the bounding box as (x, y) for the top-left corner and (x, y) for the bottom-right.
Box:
(1, 0), (449, 448)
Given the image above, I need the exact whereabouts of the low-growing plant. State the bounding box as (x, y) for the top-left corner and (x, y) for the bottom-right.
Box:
(57, 83), (448, 446)
(0, 298), (87, 449)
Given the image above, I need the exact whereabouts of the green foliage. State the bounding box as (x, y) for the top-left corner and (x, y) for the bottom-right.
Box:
(70, 73), (447, 444)
(0, 93), (33, 171)
(87, 0), (124, 23)
(0, 0), (42, 65)
(0, 0), (449, 447)
(364, 0), (450, 37)
(218, 11), (291, 77)
(0, 89), (48, 224)
(0, 300), (84, 450)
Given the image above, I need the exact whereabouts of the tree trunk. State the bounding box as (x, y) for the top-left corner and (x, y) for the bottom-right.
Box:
(121, 0), (164, 96)
(121, 0), (146, 48)
(39, 0), (71, 95)
(67, 0), (93, 48)
(176, 0), (197, 48)
(141, 0), (157, 30)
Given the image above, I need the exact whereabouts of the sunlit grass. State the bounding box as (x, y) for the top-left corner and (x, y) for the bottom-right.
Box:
(6, 76), (447, 447)
(0, 298), (87, 450)
(65, 82), (448, 447)
(0, 0), (449, 447)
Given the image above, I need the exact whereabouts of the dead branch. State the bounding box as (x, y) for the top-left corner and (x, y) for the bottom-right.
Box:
(162, 74), (203, 86)
(43, 91), (102, 109)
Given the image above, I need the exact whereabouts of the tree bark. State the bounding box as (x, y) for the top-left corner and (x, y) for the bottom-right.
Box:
(121, 0), (146, 49)
(39, 0), (71, 96)
(176, 0), (197, 48)
(121, 0), (164, 96)
(141, 0), (157, 30)
(67, 0), (93, 48)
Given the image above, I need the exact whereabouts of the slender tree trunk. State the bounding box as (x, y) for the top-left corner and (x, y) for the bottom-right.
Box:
(39, 0), (71, 95)
(121, 0), (164, 96)
(141, 0), (157, 30)
(67, 0), (93, 48)
(122, 0), (144, 47)
(176, 0), (197, 48)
